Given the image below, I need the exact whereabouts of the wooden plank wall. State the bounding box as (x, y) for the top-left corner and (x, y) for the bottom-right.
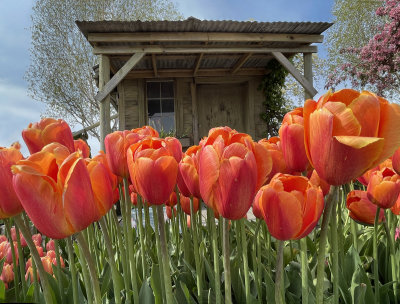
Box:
(120, 79), (141, 129)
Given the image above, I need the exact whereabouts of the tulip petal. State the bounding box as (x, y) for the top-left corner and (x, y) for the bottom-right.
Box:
(323, 102), (361, 136)
(348, 94), (380, 137)
(63, 159), (96, 232)
(199, 146), (220, 208)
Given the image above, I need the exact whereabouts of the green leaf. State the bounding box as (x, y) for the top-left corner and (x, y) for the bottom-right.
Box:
(139, 280), (155, 304)
(0, 280), (5, 302)
(100, 262), (112, 297)
(24, 284), (35, 302)
(150, 264), (163, 304)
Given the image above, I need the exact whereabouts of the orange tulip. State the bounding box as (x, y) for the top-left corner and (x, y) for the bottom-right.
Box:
(74, 139), (90, 158)
(12, 143), (97, 239)
(0, 143), (24, 218)
(346, 190), (385, 225)
(132, 126), (159, 137)
(279, 107), (310, 173)
(199, 135), (258, 220)
(166, 192), (177, 207)
(390, 195), (400, 215)
(166, 205), (177, 219)
(357, 158), (393, 186)
(179, 195), (199, 216)
(1, 264), (14, 284)
(304, 89), (400, 185)
(393, 147), (400, 175)
(258, 137), (288, 183)
(104, 130), (147, 178)
(309, 170), (331, 197)
(257, 174), (324, 240)
(201, 127), (272, 189)
(252, 190), (263, 219)
(367, 167), (400, 209)
(127, 137), (179, 205)
(22, 118), (75, 154)
(178, 145), (201, 198)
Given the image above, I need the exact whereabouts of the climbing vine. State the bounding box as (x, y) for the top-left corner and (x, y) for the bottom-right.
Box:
(259, 59), (290, 137)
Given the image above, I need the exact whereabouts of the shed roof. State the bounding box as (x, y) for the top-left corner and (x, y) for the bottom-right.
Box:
(77, 18), (331, 79)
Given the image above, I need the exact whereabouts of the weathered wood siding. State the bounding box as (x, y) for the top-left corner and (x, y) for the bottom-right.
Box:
(120, 76), (267, 143)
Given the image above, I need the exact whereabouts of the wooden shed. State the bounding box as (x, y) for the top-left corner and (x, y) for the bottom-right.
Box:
(76, 18), (331, 148)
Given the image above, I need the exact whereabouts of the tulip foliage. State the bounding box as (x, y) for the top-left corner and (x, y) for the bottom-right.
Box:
(0, 89), (400, 304)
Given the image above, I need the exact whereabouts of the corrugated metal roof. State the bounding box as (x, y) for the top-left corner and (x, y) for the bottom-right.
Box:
(76, 18), (332, 38)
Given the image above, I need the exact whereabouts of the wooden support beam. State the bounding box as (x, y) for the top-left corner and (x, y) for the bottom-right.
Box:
(231, 53), (252, 74)
(193, 53), (204, 76)
(95, 52), (145, 103)
(88, 32), (324, 44)
(94, 45), (318, 55)
(125, 68), (269, 79)
(99, 55), (111, 150)
(271, 51), (318, 97)
(151, 54), (158, 77)
(303, 53), (314, 99)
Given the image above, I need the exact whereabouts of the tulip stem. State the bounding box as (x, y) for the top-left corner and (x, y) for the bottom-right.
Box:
(111, 206), (131, 302)
(255, 220), (262, 303)
(76, 232), (102, 304)
(222, 217), (232, 304)
(54, 240), (65, 301)
(190, 197), (203, 303)
(239, 219), (251, 303)
(156, 205), (174, 304)
(14, 225), (27, 297)
(66, 237), (79, 304)
(137, 196), (148, 279)
(331, 198), (339, 304)
(374, 207), (381, 304)
(275, 240), (285, 304)
(152, 205), (166, 302)
(300, 237), (308, 304)
(123, 179), (139, 304)
(383, 214), (399, 304)
(208, 207), (221, 304)
(315, 185), (338, 304)
(99, 216), (123, 304)
(4, 220), (20, 301)
(14, 215), (54, 304)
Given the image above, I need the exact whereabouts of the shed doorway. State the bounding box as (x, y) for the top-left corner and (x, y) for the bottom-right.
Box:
(197, 83), (247, 139)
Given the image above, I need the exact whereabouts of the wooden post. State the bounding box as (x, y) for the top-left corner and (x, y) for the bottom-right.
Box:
(117, 83), (125, 130)
(190, 82), (199, 144)
(303, 53), (313, 100)
(99, 55), (111, 150)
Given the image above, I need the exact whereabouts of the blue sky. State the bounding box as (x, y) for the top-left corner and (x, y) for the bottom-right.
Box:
(0, 0), (334, 155)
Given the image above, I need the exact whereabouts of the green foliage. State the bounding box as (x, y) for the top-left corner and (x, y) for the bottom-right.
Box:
(258, 59), (290, 137)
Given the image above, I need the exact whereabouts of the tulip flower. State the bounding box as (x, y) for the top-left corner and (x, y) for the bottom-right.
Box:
(46, 240), (55, 252)
(132, 126), (159, 137)
(0, 236), (6, 244)
(279, 107), (310, 173)
(251, 190), (263, 219)
(199, 135), (258, 220)
(166, 205), (177, 219)
(257, 174), (324, 240)
(105, 130), (147, 178)
(393, 146), (400, 175)
(0, 143), (24, 218)
(258, 137), (288, 183)
(11, 227), (27, 247)
(1, 264), (14, 284)
(74, 139), (90, 158)
(346, 190), (385, 225)
(22, 118), (75, 154)
(304, 89), (400, 185)
(166, 192), (177, 207)
(201, 127), (272, 189)
(178, 145), (201, 198)
(0, 241), (18, 264)
(309, 170), (331, 196)
(391, 195), (400, 215)
(357, 158), (393, 186)
(180, 195), (200, 216)
(12, 143), (97, 239)
(127, 137), (179, 205)
(367, 167), (400, 209)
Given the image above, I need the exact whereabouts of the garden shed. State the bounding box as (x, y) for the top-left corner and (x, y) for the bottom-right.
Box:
(76, 18), (331, 148)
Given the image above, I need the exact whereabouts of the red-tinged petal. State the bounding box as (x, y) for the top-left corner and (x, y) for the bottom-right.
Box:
(135, 156), (178, 205)
(177, 167), (191, 197)
(390, 195), (400, 215)
(259, 187), (303, 241)
(252, 190), (263, 219)
(252, 142), (272, 188)
(42, 121), (74, 153)
(393, 147), (400, 175)
(279, 123), (309, 172)
(320, 89), (360, 107)
(296, 186), (324, 239)
(368, 180), (400, 209)
(347, 190), (385, 225)
(179, 162), (200, 198)
(165, 137), (182, 162)
(74, 139), (90, 158)
(375, 102), (400, 167)
(22, 128), (43, 154)
(303, 99), (317, 168)
(199, 146), (220, 208)
(13, 173), (72, 239)
(323, 102), (361, 136)
(217, 153), (257, 220)
(87, 161), (114, 220)
(62, 158), (96, 233)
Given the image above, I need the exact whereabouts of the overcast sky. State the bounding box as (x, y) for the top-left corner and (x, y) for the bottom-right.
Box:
(0, 0), (334, 155)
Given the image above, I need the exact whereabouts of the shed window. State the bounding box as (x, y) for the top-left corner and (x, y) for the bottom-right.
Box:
(146, 81), (175, 134)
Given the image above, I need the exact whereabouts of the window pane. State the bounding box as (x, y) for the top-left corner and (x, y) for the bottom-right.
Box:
(161, 113), (175, 133)
(147, 82), (160, 99)
(161, 82), (174, 98)
(162, 99), (174, 113)
(148, 99), (161, 117)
